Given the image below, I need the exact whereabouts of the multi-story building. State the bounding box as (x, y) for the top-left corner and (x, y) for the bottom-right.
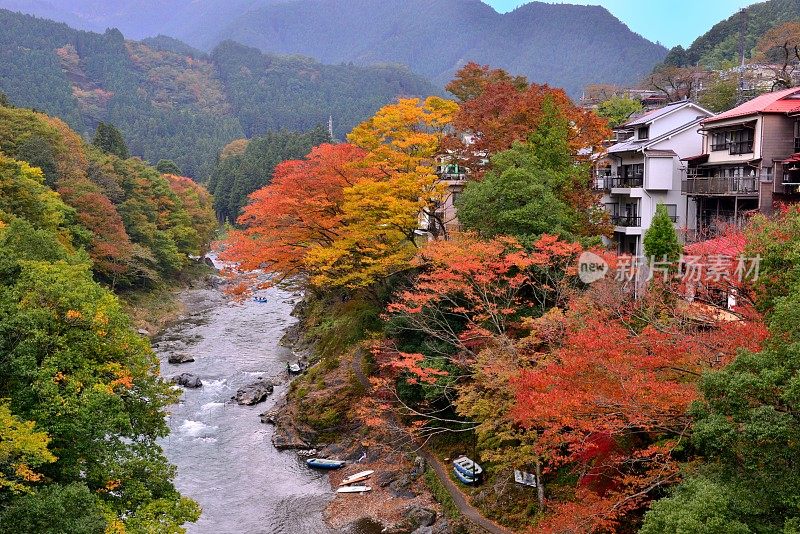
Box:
(683, 86), (800, 237)
(595, 100), (713, 255)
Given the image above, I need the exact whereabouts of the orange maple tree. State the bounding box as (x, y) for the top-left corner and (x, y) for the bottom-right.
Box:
(386, 233), (584, 360)
(446, 64), (610, 172)
(512, 286), (768, 532)
(221, 143), (369, 280)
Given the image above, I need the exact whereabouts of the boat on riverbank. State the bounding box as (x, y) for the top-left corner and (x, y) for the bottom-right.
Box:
(307, 458), (346, 469)
(336, 485), (371, 493)
(453, 456), (482, 484)
(339, 470), (374, 486)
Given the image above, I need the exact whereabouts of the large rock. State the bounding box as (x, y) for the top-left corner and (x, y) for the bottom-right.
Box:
(168, 353), (195, 364)
(171, 373), (202, 388)
(404, 506), (437, 529)
(232, 379), (274, 406)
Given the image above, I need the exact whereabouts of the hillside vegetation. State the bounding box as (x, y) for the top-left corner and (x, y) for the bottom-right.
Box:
(663, 0), (800, 68)
(0, 0), (666, 98)
(0, 9), (438, 180)
(0, 99), (217, 532)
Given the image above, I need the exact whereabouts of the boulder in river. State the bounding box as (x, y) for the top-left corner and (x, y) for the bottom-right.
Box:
(171, 373), (202, 388)
(168, 353), (195, 364)
(232, 379), (274, 406)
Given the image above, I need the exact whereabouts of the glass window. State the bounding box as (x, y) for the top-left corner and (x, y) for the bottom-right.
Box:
(638, 126), (649, 140)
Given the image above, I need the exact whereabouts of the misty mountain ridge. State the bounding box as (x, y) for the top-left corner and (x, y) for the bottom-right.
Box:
(0, 0), (668, 97)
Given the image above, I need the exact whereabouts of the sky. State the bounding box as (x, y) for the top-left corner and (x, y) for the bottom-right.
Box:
(485, 0), (761, 48)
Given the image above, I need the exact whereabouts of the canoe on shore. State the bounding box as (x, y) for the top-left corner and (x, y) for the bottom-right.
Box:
(336, 485), (371, 493)
(306, 458), (345, 469)
(453, 466), (478, 485)
(453, 456), (483, 477)
(339, 470), (374, 486)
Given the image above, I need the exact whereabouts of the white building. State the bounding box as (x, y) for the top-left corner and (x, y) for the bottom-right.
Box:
(595, 101), (714, 255)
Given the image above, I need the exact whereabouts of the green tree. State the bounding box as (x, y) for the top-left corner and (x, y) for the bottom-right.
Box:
(643, 204), (681, 262)
(596, 95), (643, 128)
(92, 123), (129, 159)
(698, 75), (739, 113)
(456, 97), (598, 242)
(0, 92), (9, 108)
(641, 478), (751, 534)
(156, 159), (182, 175)
(0, 483), (107, 534)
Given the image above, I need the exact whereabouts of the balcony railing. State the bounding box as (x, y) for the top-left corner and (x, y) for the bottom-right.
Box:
(593, 174), (614, 190)
(611, 215), (641, 227)
(437, 172), (466, 181)
(682, 175), (759, 195)
(611, 175), (644, 188)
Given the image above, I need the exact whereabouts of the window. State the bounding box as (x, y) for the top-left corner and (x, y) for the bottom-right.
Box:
(795, 121), (800, 152)
(729, 128), (754, 154)
(638, 126), (649, 140)
(663, 204), (678, 223)
(711, 130), (728, 151)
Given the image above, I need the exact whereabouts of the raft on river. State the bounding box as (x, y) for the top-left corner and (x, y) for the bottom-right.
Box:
(306, 458), (345, 469)
(253, 296), (269, 303)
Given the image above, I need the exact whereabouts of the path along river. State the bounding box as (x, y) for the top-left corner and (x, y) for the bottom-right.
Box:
(154, 277), (381, 534)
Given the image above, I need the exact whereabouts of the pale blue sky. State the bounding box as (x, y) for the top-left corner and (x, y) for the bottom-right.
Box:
(485, 0), (760, 48)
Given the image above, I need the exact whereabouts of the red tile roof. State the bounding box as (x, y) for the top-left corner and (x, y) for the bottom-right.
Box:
(703, 87), (800, 124)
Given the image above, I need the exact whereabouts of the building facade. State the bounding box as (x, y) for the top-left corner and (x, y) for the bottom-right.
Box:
(683, 86), (800, 238)
(596, 101), (714, 255)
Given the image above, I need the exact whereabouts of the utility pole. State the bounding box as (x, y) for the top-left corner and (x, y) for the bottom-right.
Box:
(737, 8), (748, 103)
(328, 115), (334, 141)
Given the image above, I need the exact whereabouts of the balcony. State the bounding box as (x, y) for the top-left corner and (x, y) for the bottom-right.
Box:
(592, 174), (614, 191)
(611, 175), (644, 188)
(437, 172), (466, 181)
(611, 215), (641, 227)
(682, 172), (759, 196)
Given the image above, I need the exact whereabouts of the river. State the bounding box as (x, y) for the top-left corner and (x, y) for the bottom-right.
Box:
(154, 279), (382, 534)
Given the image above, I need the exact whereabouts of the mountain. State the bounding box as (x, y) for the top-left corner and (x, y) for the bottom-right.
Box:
(0, 0), (667, 98)
(663, 0), (800, 68)
(0, 9), (437, 179)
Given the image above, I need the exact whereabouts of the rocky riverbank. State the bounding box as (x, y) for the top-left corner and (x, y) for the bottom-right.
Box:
(268, 297), (455, 534)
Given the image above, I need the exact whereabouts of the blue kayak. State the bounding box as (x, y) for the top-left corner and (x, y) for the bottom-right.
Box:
(253, 296), (269, 303)
(306, 458), (345, 469)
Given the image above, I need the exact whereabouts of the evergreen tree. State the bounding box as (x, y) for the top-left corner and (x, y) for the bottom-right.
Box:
(456, 97), (595, 243)
(0, 92), (9, 108)
(156, 159), (182, 175)
(92, 122), (129, 159)
(643, 204), (681, 262)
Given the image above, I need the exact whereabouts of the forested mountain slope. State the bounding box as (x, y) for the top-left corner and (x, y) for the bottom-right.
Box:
(0, 9), (437, 179)
(210, 0), (666, 96)
(0, 0), (667, 98)
(662, 0), (800, 68)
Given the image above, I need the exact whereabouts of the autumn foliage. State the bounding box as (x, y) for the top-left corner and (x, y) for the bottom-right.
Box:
(446, 63), (610, 172)
(512, 287), (767, 532)
(223, 143), (368, 278)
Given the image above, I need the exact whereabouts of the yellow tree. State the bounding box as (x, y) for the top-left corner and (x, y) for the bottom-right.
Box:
(305, 96), (459, 289)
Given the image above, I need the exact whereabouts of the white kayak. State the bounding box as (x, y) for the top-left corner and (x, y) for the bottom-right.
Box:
(336, 485), (372, 493)
(339, 470), (374, 486)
